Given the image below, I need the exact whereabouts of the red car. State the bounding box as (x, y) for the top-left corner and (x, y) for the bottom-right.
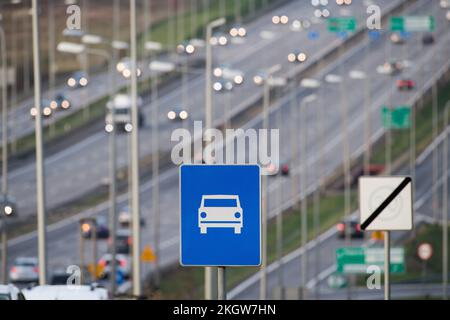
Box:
(397, 79), (415, 90)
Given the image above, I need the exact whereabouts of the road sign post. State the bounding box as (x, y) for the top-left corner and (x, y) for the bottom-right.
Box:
(359, 176), (413, 300)
(180, 165), (261, 300)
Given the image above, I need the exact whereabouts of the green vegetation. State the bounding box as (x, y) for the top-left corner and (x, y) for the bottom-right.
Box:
(392, 224), (450, 283)
(371, 78), (450, 166)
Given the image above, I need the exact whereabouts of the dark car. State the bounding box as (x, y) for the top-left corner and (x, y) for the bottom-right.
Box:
(51, 93), (71, 111)
(336, 220), (363, 239)
(422, 33), (434, 45)
(108, 229), (132, 254)
(81, 216), (110, 239)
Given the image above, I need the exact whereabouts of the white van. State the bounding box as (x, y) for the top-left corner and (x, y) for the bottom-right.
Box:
(105, 94), (144, 133)
(198, 195), (243, 234)
(23, 285), (109, 300)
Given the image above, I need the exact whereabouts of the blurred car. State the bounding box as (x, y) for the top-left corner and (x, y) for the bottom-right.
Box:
(116, 57), (142, 78)
(30, 99), (53, 119)
(229, 25), (247, 38)
(105, 94), (145, 133)
(50, 93), (71, 111)
(81, 216), (110, 239)
(213, 79), (233, 92)
(210, 32), (228, 46)
(97, 253), (131, 280)
(214, 64), (244, 85)
(396, 79), (415, 90)
(422, 33), (435, 45)
(23, 284), (108, 300)
(67, 71), (88, 88)
(118, 206), (146, 228)
(177, 40), (196, 55)
(376, 61), (404, 75)
(287, 50), (307, 63)
(167, 107), (189, 121)
(50, 268), (70, 285)
(9, 257), (39, 283)
(253, 70), (268, 86)
(440, 0), (449, 8)
(264, 163), (289, 176)
(336, 219), (363, 239)
(390, 32), (405, 44)
(108, 229), (132, 254)
(272, 15), (289, 25)
(0, 285), (26, 300)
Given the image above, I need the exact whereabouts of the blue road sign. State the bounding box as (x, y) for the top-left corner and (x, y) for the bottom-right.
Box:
(308, 31), (320, 40)
(368, 30), (381, 41)
(180, 164), (261, 266)
(337, 31), (348, 39)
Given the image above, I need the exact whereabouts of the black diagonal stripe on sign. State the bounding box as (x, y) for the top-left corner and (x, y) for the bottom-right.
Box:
(361, 177), (411, 230)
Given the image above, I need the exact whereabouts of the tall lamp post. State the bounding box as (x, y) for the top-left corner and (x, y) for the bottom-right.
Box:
(57, 41), (116, 293)
(255, 63), (281, 300)
(204, 17), (225, 301)
(31, 0), (47, 286)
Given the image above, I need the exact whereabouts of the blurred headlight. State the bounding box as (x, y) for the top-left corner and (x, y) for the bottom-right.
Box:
(43, 107), (52, 117)
(67, 78), (76, 87)
(61, 100), (70, 109)
(213, 82), (223, 91)
(50, 101), (58, 109)
(288, 53), (296, 62)
(297, 52), (307, 62)
(234, 75), (243, 85)
(167, 111), (176, 120)
(30, 107), (38, 117)
(272, 15), (280, 24)
(105, 124), (114, 133)
(185, 44), (195, 54)
(209, 37), (218, 46)
(116, 62), (126, 73)
(4, 205), (13, 216)
(219, 36), (228, 46)
(238, 27), (247, 37)
(230, 28), (238, 37)
(253, 75), (263, 85)
(179, 110), (188, 120)
(280, 15), (289, 24)
(214, 67), (223, 77)
(124, 123), (133, 132)
(122, 69), (131, 78)
(79, 77), (88, 86)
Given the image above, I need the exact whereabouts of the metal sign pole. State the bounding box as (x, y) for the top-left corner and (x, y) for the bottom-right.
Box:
(218, 266), (226, 300)
(384, 230), (390, 300)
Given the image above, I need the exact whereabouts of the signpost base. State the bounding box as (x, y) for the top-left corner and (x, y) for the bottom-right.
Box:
(384, 231), (391, 300)
(218, 267), (226, 300)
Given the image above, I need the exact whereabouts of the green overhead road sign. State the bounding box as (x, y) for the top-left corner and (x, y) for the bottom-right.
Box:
(390, 16), (435, 32)
(327, 17), (357, 32)
(382, 105), (411, 129)
(336, 247), (405, 274)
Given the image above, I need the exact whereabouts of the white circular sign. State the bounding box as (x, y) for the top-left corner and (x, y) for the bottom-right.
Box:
(417, 243), (433, 261)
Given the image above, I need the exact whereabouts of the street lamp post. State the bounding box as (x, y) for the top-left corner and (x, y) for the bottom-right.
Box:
(443, 101), (450, 300)
(129, 0), (142, 298)
(258, 64), (281, 300)
(204, 17), (225, 301)
(32, 0), (47, 286)
(0, 15), (9, 285)
(57, 41), (116, 294)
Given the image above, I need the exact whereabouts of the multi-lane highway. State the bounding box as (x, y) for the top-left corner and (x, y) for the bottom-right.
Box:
(4, 0), (404, 217)
(229, 117), (450, 299)
(3, 0), (447, 295)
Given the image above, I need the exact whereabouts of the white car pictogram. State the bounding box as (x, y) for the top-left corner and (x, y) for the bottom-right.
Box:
(198, 195), (243, 234)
